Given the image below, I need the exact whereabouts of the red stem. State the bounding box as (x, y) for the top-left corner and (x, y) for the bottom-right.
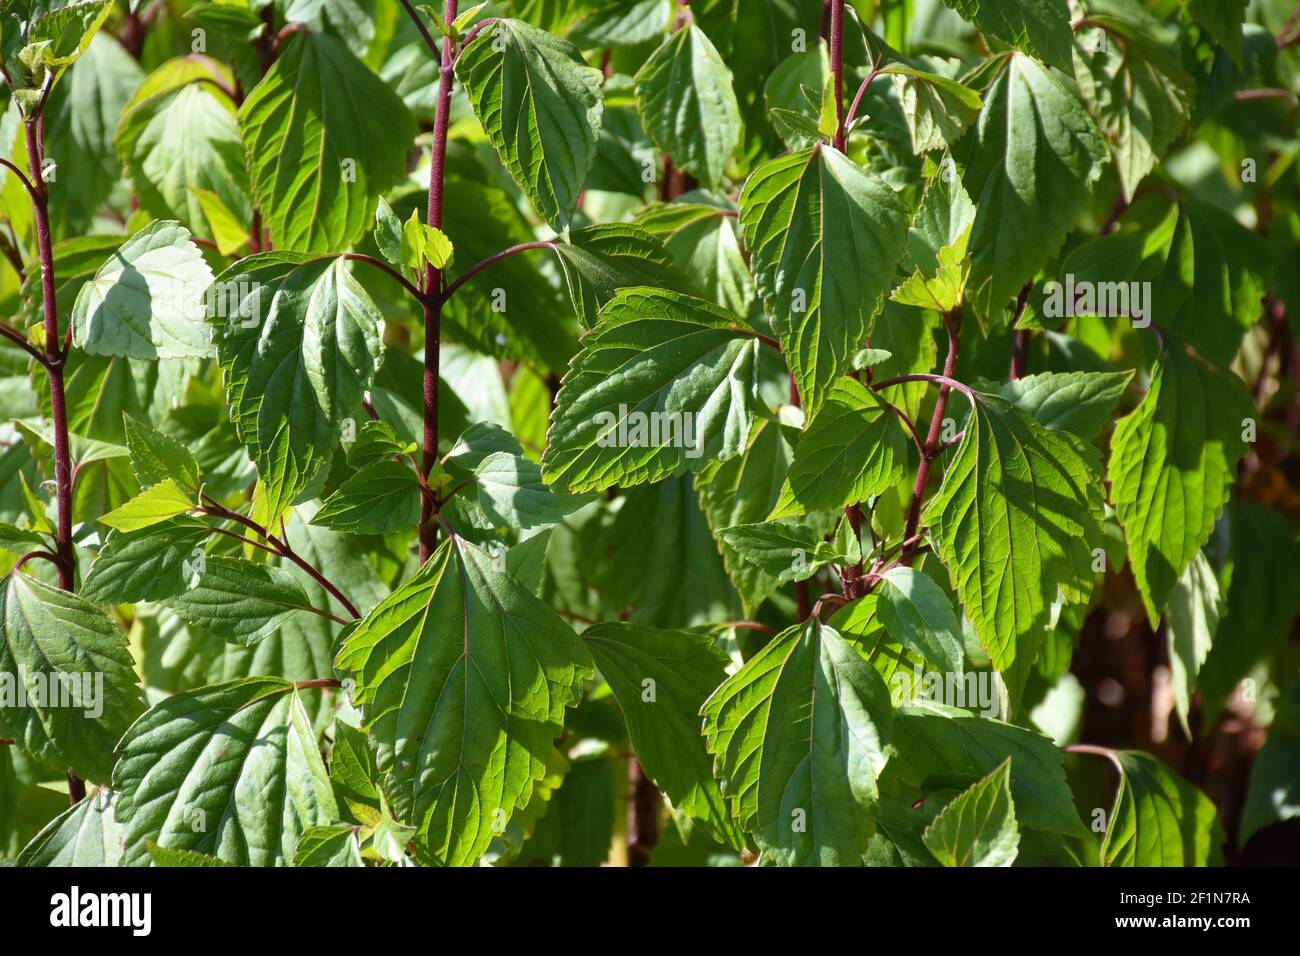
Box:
(200, 499), (361, 620)
(437, 241), (555, 305)
(418, 0), (459, 565)
(830, 0), (846, 151)
(899, 309), (963, 565)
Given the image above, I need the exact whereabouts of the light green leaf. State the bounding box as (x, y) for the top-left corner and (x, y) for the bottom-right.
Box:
(238, 31), (416, 252)
(922, 758), (1019, 866)
(16, 788), (122, 866)
(957, 54), (1107, 323)
(312, 460), (421, 535)
(942, 0), (1074, 71)
(334, 536), (593, 866)
(122, 413), (201, 495)
(400, 210), (454, 271)
(473, 451), (594, 529)
(701, 619), (893, 866)
(998, 370), (1133, 441)
(739, 145), (908, 416)
(145, 840), (236, 866)
(189, 186), (250, 257)
(455, 18), (604, 232)
(99, 477), (195, 532)
(1166, 550), (1220, 738)
(923, 392), (1105, 674)
(112, 677), (338, 866)
(542, 288), (760, 494)
(294, 824), (364, 866)
(1108, 343), (1252, 627)
(634, 23), (742, 187)
(583, 622), (744, 848)
(115, 79), (252, 243)
(0, 571), (143, 783)
(769, 377), (906, 519)
(1098, 749), (1224, 866)
(212, 254), (385, 520)
(71, 220), (215, 360)
(81, 517), (208, 606)
(161, 555), (315, 647)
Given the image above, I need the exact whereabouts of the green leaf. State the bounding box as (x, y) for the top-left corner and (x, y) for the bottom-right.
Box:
(1108, 343), (1252, 627)
(1197, 503), (1300, 724)
(115, 76), (252, 243)
(769, 377), (906, 519)
(1071, 14), (1193, 202)
(400, 210), (454, 271)
(334, 536), (593, 866)
(212, 254), (385, 520)
(1165, 550), (1220, 738)
(112, 677), (338, 866)
(764, 42), (832, 150)
(1098, 749), (1224, 866)
(344, 419), (417, 470)
(553, 223), (689, 328)
(957, 54), (1107, 322)
(99, 477), (195, 532)
(122, 413), (201, 495)
(892, 703), (1088, 837)
(717, 519), (858, 585)
(880, 64), (983, 154)
(739, 145), (908, 416)
(312, 460), (421, 535)
(1240, 680), (1300, 846)
(43, 33), (142, 236)
(542, 288), (760, 494)
(941, 0), (1074, 71)
(455, 18), (604, 232)
(1185, 0), (1246, 63)
(81, 517), (209, 605)
(635, 201), (753, 316)
(696, 418), (795, 613)
(161, 555), (315, 647)
(70, 220), (215, 360)
(922, 392), (1105, 674)
(701, 619), (893, 866)
(583, 622), (744, 848)
(294, 824), (364, 866)
(374, 197), (404, 267)
(238, 31), (416, 252)
(145, 840), (236, 866)
(0, 571), (143, 782)
(190, 186), (250, 257)
(634, 23), (742, 187)
(473, 451), (594, 529)
(17, 788), (122, 866)
(871, 566), (966, 676)
(998, 370), (1133, 441)
(922, 758), (1019, 866)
